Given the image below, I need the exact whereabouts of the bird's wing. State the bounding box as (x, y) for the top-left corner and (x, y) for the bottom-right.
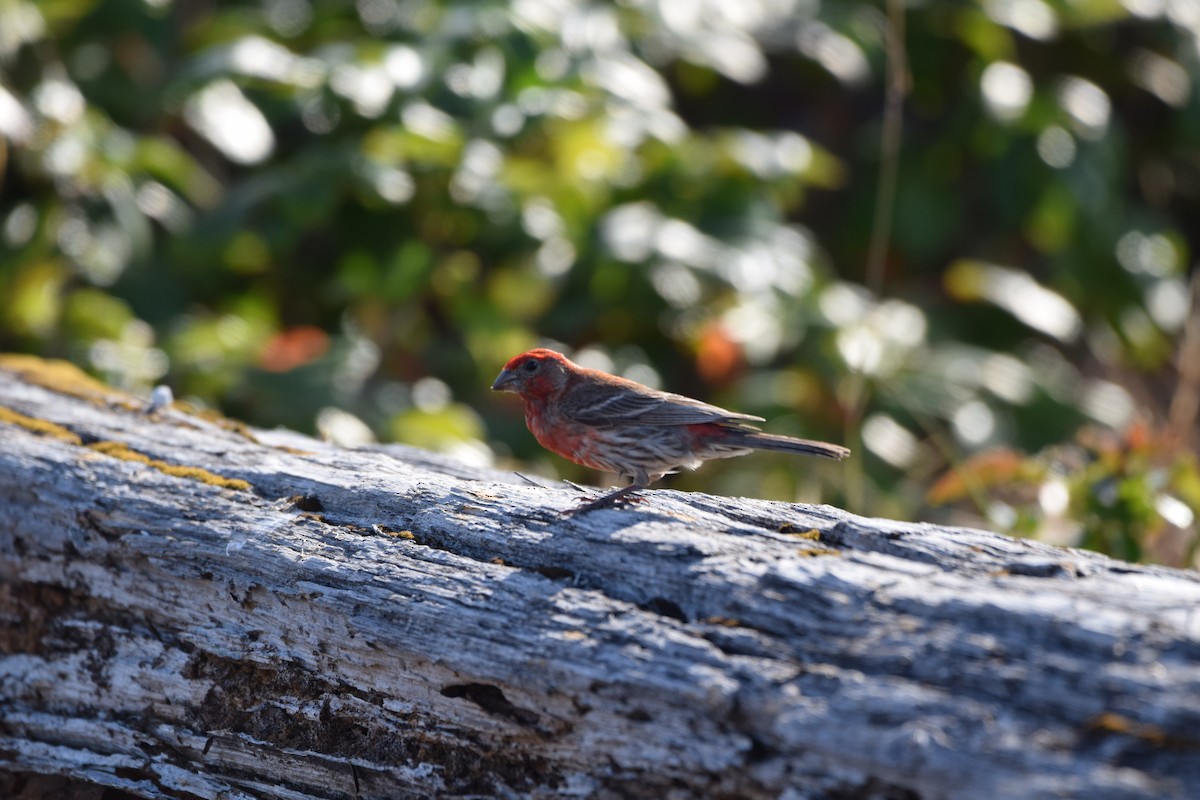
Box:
(564, 383), (764, 426)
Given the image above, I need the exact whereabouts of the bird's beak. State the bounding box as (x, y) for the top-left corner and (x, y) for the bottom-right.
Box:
(491, 369), (515, 392)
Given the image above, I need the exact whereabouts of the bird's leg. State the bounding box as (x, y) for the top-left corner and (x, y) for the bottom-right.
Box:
(565, 471), (653, 514)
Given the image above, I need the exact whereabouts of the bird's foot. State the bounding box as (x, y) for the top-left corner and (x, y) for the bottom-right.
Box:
(563, 483), (645, 515)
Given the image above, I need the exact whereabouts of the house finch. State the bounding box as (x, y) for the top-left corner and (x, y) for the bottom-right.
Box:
(491, 348), (850, 511)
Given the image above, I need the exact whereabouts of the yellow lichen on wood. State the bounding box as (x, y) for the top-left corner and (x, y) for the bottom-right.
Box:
(796, 547), (841, 557)
(783, 528), (823, 540)
(0, 354), (129, 406)
(0, 405), (83, 444)
(173, 399), (260, 443)
(0, 353), (275, 448)
(378, 527), (415, 539)
(87, 440), (252, 492)
(1088, 712), (1167, 745)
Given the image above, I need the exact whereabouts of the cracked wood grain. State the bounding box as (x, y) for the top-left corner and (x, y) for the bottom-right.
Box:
(1, 359), (1198, 800)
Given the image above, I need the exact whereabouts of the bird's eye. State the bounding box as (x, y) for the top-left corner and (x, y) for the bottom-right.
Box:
(522, 360), (539, 373)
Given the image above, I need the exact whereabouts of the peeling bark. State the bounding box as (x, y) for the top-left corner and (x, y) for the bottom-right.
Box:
(1, 357), (1198, 799)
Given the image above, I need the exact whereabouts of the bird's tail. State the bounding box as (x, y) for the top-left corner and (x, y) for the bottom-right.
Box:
(740, 431), (850, 460)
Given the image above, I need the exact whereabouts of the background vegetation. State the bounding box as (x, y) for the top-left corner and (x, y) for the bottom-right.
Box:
(2, 0), (1198, 566)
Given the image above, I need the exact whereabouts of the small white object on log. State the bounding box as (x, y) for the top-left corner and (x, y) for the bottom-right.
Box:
(0, 359), (1197, 799)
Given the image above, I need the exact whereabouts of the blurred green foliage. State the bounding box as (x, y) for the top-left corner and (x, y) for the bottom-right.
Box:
(2, 0), (1198, 566)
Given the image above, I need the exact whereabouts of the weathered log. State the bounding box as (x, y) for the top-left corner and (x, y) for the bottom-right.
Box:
(1, 355), (1198, 800)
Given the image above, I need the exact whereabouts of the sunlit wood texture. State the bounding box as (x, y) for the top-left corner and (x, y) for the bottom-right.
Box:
(1, 358), (1198, 799)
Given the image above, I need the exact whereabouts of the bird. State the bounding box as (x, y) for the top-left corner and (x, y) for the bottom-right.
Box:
(491, 348), (849, 511)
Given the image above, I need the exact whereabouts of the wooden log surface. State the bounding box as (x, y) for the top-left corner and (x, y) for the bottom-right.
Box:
(1, 355), (1199, 799)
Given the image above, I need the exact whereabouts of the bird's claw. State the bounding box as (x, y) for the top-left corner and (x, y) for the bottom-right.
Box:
(561, 484), (646, 515)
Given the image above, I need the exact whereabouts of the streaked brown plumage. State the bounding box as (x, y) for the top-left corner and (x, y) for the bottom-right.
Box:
(492, 348), (849, 510)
